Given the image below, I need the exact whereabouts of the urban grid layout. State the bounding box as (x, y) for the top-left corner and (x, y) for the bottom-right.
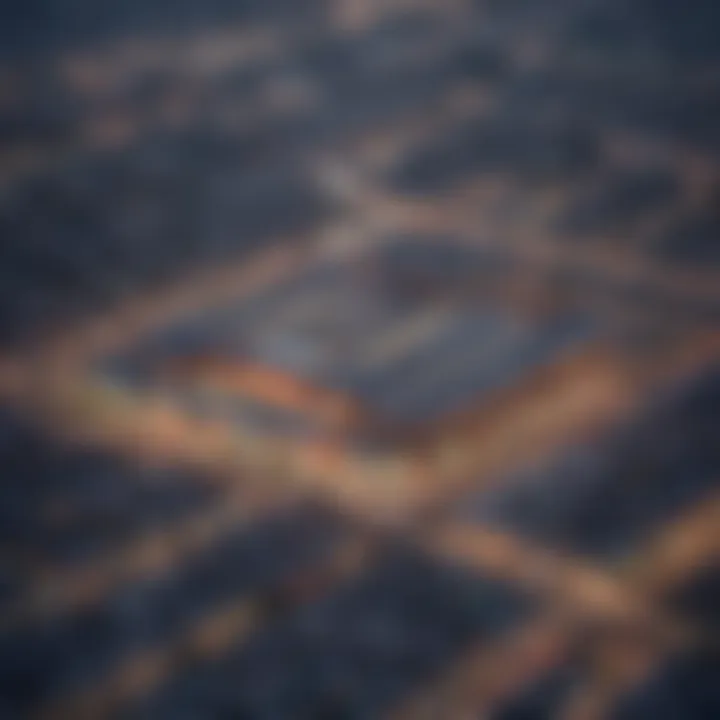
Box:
(0, 0), (718, 718)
